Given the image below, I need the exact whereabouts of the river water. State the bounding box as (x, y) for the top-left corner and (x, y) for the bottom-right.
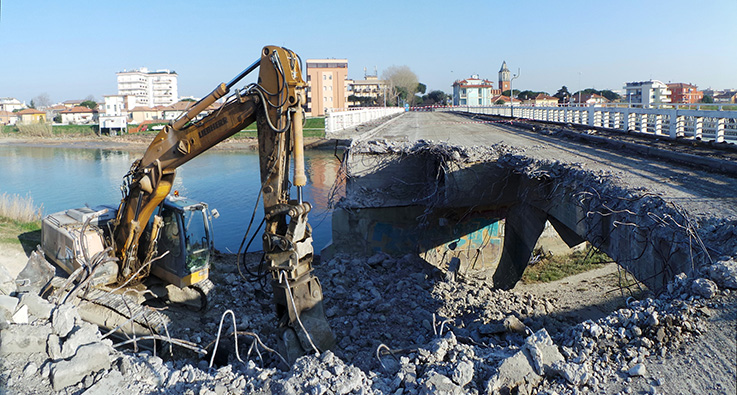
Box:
(0, 145), (342, 253)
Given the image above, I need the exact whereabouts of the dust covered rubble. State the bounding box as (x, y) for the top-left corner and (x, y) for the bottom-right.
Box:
(1, 251), (735, 394)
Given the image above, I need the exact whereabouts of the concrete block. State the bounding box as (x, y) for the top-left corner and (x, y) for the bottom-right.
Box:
(486, 329), (563, 393)
(16, 249), (55, 294)
(12, 304), (28, 324)
(0, 265), (16, 295)
(61, 322), (101, 359)
(19, 292), (54, 320)
(82, 370), (124, 395)
(420, 371), (464, 395)
(0, 323), (53, 355)
(50, 342), (113, 391)
(52, 304), (80, 338)
(0, 295), (19, 314)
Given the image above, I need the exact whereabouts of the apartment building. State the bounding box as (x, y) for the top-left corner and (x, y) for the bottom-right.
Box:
(666, 83), (703, 104)
(347, 72), (388, 107)
(624, 80), (671, 107)
(305, 59), (348, 116)
(117, 67), (179, 108)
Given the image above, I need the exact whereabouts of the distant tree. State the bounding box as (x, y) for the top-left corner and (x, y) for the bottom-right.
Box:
(29, 100), (35, 109)
(31, 93), (52, 109)
(701, 95), (714, 104)
(181, 98), (196, 102)
(553, 86), (571, 103)
(495, 99), (506, 105)
(502, 89), (521, 98)
(53, 114), (62, 123)
(599, 90), (621, 101)
(426, 90), (446, 105)
(382, 65), (419, 106)
(416, 83), (427, 95)
(84, 94), (96, 102)
(517, 90), (549, 101)
(80, 100), (97, 109)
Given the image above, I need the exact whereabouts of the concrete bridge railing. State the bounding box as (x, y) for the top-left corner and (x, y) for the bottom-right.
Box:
(440, 105), (737, 143)
(325, 107), (405, 137)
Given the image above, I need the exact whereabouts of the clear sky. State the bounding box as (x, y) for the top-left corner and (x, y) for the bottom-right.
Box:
(1, 0), (735, 104)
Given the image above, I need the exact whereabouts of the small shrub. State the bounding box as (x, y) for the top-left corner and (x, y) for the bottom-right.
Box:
(16, 122), (53, 137)
(0, 193), (43, 222)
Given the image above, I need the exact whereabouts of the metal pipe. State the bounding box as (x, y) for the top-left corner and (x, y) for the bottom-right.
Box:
(227, 58), (260, 90)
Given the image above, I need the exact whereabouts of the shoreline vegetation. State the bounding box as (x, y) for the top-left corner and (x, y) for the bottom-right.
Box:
(0, 117), (328, 151)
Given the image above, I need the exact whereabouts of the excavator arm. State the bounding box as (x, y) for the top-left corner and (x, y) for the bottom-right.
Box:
(111, 46), (335, 361)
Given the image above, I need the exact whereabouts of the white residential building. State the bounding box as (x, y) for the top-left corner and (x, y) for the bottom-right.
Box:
(99, 95), (128, 135)
(0, 97), (25, 112)
(117, 67), (178, 108)
(623, 80), (671, 107)
(452, 75), (502, 106)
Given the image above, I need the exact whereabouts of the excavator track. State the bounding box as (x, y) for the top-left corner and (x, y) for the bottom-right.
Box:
(48, 276), (172, 338)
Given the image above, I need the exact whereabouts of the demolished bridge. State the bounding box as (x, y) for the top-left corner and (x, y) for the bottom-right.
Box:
(330, 139), (731, 292)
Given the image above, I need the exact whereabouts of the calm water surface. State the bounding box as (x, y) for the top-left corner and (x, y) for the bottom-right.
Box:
(0, 145), (342, 253)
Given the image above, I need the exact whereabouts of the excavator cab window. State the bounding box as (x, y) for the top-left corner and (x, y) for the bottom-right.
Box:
(182, 205), (210, 272)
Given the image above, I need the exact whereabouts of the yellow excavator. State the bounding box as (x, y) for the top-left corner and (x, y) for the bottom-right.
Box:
(41, 46), (335, 362)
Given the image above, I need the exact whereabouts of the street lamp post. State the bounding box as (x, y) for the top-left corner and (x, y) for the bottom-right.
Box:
(510, 68), (520, 118)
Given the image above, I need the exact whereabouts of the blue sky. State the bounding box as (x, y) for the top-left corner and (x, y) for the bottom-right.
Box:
(1, 0), (735, 104)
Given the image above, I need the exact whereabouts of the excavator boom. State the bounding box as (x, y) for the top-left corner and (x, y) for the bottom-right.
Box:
(107, 46), (334, 362)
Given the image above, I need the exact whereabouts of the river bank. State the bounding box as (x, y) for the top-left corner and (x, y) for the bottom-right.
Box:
(0, 134), (333, 152)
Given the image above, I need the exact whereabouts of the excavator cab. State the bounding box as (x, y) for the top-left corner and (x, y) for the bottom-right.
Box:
(145, 195), (216, 288)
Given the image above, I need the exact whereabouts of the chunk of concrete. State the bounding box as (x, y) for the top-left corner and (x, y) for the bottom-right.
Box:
(61, 322), (101, 359)
(692, 278), (718, 299)
(12, 304), (28, 324)
(0, 323), (52, 355)
(0, 265), (16, 295)
(709, 258), (737, 289)
(420, 371), (464, 395)
(82, 370), (124, 395)
(0, 295), (19, 314)
(16, 249), (55, 294)
(551, 361), (591, 386)
(19, 292), (54, 320)
(451, 360), (474, 387)
(486, 329), (564, 394)
(51, 304), (80, 338)
(50, 342), (113, 391)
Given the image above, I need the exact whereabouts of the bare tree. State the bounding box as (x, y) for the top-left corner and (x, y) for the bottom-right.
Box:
(382, 65), (419, 106)
(31, 93), (52, 109)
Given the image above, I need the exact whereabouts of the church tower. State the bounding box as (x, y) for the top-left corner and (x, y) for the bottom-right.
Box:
(498, 61), (511, 93)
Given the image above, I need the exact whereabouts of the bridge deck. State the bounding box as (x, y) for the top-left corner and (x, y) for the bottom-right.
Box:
(366, 111), (737, 222)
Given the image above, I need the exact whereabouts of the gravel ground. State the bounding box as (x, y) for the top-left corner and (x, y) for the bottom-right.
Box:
(1, 250), (735, 394)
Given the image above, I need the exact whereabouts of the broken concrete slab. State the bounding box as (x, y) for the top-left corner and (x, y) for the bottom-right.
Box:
(420, 370), (464, 395)
(15, 248), (55, 294)
(60, 322), (101, 359)
(0, 294), (19, 314)
(0, 323), (53, 355)
(50, 342), (113, 391)
(19, 292), (54, 320)
(0, 265), (16, 295)
(51, 304), (80, 338)
(82, 369), (124, 395)
(12, 304), (28, 324)
(709, 258), (737, 289)
(486, 329), (563, 394)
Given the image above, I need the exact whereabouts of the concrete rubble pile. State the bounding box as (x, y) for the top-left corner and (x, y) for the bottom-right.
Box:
(1, 248), (734, 394)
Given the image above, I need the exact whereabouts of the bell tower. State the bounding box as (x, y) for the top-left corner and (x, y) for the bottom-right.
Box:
(498, 61), (511, 93)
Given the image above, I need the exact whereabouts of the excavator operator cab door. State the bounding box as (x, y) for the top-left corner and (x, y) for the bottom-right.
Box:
(150, 196), (214, 288)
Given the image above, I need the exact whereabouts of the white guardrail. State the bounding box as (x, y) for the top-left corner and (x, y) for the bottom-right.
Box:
(438, 104), (737, 143)
(325, 107), (405, 138)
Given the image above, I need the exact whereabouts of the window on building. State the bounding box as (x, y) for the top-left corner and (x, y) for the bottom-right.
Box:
(478, 98), (482, 105)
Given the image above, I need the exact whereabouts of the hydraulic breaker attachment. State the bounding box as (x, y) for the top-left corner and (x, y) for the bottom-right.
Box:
(265, 201), (336, 363)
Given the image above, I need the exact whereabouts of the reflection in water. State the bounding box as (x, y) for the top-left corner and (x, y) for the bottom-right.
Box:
(0, 145), (342, 253)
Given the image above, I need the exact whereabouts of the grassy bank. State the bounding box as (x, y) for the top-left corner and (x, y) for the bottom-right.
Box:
(0, 193), (42, 253)
(522, 246), (611, 283)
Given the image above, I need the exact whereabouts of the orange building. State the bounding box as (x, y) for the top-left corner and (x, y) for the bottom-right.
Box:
(667, 83), (703, 104)
(305, 59), (348, 116)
